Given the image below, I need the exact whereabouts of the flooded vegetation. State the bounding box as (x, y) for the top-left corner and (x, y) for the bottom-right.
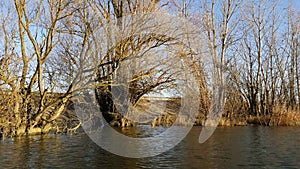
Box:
(0, 0), (300, 167)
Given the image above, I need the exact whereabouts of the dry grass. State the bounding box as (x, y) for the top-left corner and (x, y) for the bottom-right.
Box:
(246, 106), (300, 126)
(269, 106), (300, 126)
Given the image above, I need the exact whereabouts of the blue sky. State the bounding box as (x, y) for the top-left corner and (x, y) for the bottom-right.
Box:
(289, 0), (300, 10)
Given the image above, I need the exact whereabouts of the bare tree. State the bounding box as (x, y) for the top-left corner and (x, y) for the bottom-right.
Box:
(198, 0), (242, 124)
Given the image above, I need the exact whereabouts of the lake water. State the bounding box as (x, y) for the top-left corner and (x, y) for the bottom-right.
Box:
(0, 126), (299, 169)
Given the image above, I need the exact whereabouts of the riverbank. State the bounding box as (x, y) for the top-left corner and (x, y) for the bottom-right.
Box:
(199, 112), (300, 127)
(142, 97), (300, 127)
(1, 96), (300, 138)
